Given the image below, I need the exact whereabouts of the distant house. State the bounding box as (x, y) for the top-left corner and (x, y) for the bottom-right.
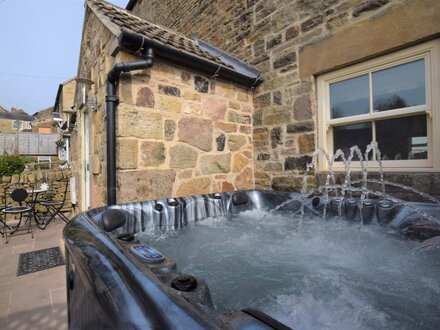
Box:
(0, 109), (34, 134)
(32, 106), (55, 134)
(52, 77), (77, 162)
(71, 0), (261, 211)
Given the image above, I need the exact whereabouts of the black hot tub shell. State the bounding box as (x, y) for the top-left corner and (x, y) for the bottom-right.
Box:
(63, 190), (440, 329)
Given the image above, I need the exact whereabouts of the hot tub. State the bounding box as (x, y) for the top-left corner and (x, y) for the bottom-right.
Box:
(63, 190), (440, 329)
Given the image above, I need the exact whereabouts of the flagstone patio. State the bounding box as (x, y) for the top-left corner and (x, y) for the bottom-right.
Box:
(0, 220), (67, 330)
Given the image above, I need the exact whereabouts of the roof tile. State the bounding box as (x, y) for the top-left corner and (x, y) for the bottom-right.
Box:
(88, 0), (230, 67)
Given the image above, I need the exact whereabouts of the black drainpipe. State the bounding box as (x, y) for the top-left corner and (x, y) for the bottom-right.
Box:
(106, 48), (154, 206)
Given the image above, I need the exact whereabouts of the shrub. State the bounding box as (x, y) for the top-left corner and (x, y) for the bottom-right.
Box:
(0, 153), (29, 177)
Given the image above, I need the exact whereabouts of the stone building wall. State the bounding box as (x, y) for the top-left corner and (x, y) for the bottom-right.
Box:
(73, 9), (255, 209)
(0, 118), (15, 134)
(129, 0), (440, 198)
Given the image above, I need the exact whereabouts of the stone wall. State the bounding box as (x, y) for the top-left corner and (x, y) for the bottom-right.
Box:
(0, 169), (72, 211)
(73, 9), (255, 208)
(130, 0), (440, 197)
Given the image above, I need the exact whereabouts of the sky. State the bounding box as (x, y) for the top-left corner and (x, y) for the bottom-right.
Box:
(0, 0), (128, 115)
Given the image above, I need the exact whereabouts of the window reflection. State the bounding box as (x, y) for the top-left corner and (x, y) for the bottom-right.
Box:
(330, 75), (369, 119)
(373, 59), (425, 112)
(376, 115), (427, 160)
(333, 122), (372, 160)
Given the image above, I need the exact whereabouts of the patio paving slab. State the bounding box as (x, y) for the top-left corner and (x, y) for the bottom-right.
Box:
(0, 220), (67, 329)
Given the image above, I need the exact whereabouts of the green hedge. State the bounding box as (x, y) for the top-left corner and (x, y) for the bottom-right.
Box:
(0, 153), (29, 177)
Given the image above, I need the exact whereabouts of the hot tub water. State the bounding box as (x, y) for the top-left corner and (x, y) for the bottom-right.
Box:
(139, 210), (440, 330)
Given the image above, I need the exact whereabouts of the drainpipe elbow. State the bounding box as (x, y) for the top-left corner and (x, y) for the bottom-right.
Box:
(107, 48), (155, 83)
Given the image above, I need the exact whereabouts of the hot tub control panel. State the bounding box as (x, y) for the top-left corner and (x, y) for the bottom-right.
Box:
(129, 245), (165, 264)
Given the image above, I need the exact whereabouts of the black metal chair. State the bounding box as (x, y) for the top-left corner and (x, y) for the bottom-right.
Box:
(1, 184), (34, 244)
(0, 188), (11, 238)
(35, 180), (70, 229)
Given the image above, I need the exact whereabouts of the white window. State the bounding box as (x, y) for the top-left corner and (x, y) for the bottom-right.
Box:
(21, 122), (32, 130)
(317, 39), (440, 172)
(12, 120), (20, 129)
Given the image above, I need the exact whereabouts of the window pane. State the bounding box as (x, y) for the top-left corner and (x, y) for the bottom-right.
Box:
(373, 59), (425, 112)
(330, 74), (369, 119)
(333, 122), (372, 160)
(376, 115), (427, 160)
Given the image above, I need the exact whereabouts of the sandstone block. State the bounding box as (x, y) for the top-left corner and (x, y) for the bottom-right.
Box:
(273, 91), (282, 105)
(264, 162), (283, 171)
(228, 111), (251, 124)
(28, 173), (36, 183)
(158, 85), (181, 97)
(272, 176), (304, 192)
(263, 111), (291, 125)
(228, 134), (247, 151)
(170, 144), (198, 168)
(271, 127), (282, 149)
(119, 75), (133, 104)
(164, 119), (176, 141)
(178, 169), (193, 180)
(301, 14), (323, 32)
(216, 82), (236, 98)
(117, 139), (138, 169)
(255, 92), (271, 108)
(136, 87), (155, 108)
(216, 134), (226, 151)
(266, 34), (282, 49)
(176, 177), (211, 196)
(117, 105), (163, 139)
(221, 181), (235, 192)
(158, 95), (182, 115)
(229, 101), (241, 110)
(237, 91), (249, 102)
(194, 75), (209, 93)
(182, 91), (201, 101)
(233, 152), (251, 173)
(181, 72), (191, 83)
(234, 167), (253, 190)
(217, 121), (237, 133)
(285, 155), (313, 171)
(178, 117), (213, 151)
(239, 125), (252, 134)
(202, 96), (227, 122)
(353, 0), (389, 17)
(117, 169), (175, 203)
(201, 154), (231, 174)
(298, 133), (315, 154)
(287, 121), (314, 134)
(273, 52), (297, 69)
(140, 141), (166, 167)
(286, 26), (299, 40)
(294, 95), (312, 121)
(11, 174), (19, 184)
(36, 171), (44, 181)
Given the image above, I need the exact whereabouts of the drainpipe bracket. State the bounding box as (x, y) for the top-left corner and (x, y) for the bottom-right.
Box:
(105, 95), (119, 103)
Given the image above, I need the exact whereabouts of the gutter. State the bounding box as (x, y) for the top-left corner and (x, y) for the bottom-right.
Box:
(117, 29), (263, 88)
(106, 48), (155, 206)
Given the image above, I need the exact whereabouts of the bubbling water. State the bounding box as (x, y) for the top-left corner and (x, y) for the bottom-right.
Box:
(139, 210), (440, 330)
(300, 142), (440, 226)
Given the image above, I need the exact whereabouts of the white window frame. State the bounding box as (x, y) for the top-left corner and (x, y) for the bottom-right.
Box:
(317, 39), (440, 172)
(12, 120), (20, 130)
(21, 122), (32, 130)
